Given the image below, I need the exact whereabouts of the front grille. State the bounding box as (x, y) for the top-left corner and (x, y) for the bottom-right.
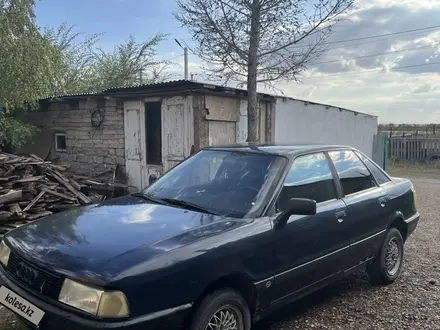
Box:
(6, 252), (63, 300)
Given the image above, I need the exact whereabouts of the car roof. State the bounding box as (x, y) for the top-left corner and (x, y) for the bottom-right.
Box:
(204, 143), (354, 157)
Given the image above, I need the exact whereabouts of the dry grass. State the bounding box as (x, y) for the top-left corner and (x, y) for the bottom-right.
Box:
(388, 159), (440, 179)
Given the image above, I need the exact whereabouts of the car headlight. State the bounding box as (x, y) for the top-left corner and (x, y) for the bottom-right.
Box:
(58, 279), (129, 318)
(0, 240), (11, 267)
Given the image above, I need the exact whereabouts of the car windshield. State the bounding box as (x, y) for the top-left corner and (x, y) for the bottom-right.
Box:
(143, 149), (286, 218)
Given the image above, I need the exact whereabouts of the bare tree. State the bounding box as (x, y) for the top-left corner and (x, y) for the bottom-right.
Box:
(174, 0), (353, 142)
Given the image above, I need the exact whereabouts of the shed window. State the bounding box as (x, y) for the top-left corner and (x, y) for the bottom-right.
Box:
(145, 102), (162, 165)
(55, 133), (67, 151)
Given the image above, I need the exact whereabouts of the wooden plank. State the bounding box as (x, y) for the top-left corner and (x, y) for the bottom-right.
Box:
(9, 203), (22, 215)
(0, 211), (12, 221)
(41, 188), (76, 201)
(30, 154), (44, 162)
(0, 176), (20, 182)
(16, 176), (45, 183)
(48, 204), (79, 211)
(54, 170), (69, 182)
(0, 190), (22, 204)
(25, 211), (53, 220)
(47, 164), (67, 172)
(69, 179), (82, 191)
(5, 157), (23, 164)
(22, 191), (46, 212)
(51, 174), (92, 204)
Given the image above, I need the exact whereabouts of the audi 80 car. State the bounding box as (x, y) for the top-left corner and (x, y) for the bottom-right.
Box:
(0, 144), (419, 330)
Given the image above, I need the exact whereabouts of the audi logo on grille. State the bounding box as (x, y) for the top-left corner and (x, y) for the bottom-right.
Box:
(15, 262), (39, 286)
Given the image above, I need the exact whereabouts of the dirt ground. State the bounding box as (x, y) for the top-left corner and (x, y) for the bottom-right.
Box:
(1, 174), (439, 330)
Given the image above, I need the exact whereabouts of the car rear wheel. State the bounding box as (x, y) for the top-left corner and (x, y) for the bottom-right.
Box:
(367, 227), (404, 285)
(189, 289), (251, 330)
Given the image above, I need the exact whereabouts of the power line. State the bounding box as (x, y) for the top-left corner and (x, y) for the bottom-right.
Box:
(325, 30), (440, 51)
(290, 24), (440, 49)
(310, 43), (438, 66)
(302, 61), (440, 79)
(162, 54), (184, 62)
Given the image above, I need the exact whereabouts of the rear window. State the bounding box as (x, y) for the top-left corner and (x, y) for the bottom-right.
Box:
(355, 152), (391, 185)
(328, 150), (376, 195)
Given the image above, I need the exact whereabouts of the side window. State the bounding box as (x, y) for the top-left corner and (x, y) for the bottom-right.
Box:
(277, 153), (337, 212)
(355, 152), (391, 185)
(328, 150), (376, 195)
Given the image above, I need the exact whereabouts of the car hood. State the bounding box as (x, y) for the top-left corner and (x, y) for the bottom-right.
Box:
(5, 195), (240, 283)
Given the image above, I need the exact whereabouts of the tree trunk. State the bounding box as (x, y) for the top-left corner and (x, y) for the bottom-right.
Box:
(246, 0), (261, 143)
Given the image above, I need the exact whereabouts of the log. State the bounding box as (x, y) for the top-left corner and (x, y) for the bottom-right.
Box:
(0, 190), (22, 204)
(22, 191), (46, 212)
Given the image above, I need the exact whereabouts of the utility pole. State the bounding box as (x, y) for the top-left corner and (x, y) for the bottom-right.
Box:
(184, 47), (188, 80)
(175, 39), (189, 80)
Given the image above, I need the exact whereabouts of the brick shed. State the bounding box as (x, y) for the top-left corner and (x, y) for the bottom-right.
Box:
(22, 80), (377, 191)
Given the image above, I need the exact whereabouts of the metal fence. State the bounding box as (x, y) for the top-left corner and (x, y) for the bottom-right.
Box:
(388, 137), (440, 161)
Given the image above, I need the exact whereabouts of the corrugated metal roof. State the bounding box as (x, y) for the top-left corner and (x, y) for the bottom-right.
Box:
(38, 80), (376, 118)
(40, 80), (219, 100)
(40, 91), (99, 100)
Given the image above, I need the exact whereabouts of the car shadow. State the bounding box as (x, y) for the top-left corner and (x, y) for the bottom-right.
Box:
(253, 270), (374, 329)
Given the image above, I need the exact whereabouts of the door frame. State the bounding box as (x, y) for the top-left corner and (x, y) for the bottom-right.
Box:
(124, 100), (144, 190)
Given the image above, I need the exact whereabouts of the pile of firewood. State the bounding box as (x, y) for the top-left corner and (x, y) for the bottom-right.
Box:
(0, 152), (127, 236)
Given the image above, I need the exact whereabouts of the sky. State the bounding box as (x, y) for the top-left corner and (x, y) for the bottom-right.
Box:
(35, 0), (440, 124)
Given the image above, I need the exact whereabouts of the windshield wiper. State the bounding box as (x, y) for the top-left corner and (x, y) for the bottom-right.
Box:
(132, 193), (166, 205)
(160, 198), (222, 216)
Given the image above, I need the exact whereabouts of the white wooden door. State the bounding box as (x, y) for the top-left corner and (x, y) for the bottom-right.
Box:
(163, 97), (189, 171)
(124, 100), (144, 190)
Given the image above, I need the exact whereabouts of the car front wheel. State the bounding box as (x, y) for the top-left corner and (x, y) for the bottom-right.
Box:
(367, 227), (404, 285)
(189, 289), (251, 330)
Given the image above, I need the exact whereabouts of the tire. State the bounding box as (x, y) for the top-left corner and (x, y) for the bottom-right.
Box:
(367, 227), (404, 285)
(188, 289), (251, 330)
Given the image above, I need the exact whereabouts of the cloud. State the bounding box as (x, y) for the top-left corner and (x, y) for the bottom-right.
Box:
(271, 0), (440, 124)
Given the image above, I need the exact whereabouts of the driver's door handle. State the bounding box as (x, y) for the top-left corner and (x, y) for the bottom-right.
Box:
(335, 210), (346, 223)
(378, 196), (388, 207)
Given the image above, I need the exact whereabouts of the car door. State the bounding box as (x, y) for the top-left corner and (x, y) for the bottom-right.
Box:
(327, 150), (390, 268)
(270, 152), (350, 305)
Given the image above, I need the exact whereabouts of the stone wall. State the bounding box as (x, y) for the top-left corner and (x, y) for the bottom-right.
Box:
(28, 98), (125, 175)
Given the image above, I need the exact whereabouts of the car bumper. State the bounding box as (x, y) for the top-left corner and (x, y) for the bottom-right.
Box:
(405, 212), (420, 238)
(0, 269), (192, 330)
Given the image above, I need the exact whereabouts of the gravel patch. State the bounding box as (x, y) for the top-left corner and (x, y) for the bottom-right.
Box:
(0, 176), (439, 330)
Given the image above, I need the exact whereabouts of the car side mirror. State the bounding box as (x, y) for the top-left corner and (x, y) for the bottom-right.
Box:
(275, 198), (317, 227)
